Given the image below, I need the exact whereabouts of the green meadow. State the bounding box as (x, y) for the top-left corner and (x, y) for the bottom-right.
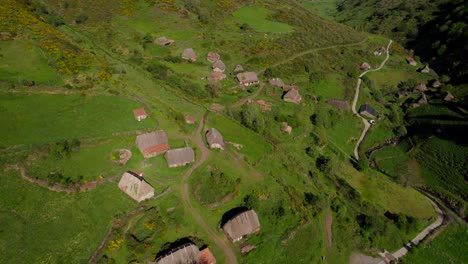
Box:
(233, 6), (293, 33)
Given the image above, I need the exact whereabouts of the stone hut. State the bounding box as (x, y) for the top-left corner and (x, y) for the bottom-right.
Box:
(236, 72), (259, 87)
(421, 64), (431, 73)
(133, 108), (147, 121)
(206, 128), (225, 150)
(444, 91), (454, 101)
(136, 130), (169, 158)
(358, 104), (377, 119)
(207, 52), (220, 63)
(268, 78), (284, 88)
(283, 88), (302, 104)
(417, 93), (428, 105)
(414, 82), (427, 92)
(360, 62), (371, 70)
(155, 243), (200, 264)
(208, 72), (226, 82)
(234, 64), (244, 73)
(431, 79), (441, 88)
(406, 57), (417, 66)
(327, 99), (350, 112)
(118, 171), (154, 202)
(200, 248), (216, 264)
(212, 60), (226, 72)
(182, 48), (197, 61)
(222, 209), (260, 242)
(164, 147), (195, 168)
(154, 36), (175, 46)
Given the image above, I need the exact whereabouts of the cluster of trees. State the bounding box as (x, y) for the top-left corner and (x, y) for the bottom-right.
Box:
(49, 139), (80, 159)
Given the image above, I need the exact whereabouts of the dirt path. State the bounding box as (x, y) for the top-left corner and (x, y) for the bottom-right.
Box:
(180, 112), (238, 264)
(4, 164), (117, 193)
(352, 40), (393, 160)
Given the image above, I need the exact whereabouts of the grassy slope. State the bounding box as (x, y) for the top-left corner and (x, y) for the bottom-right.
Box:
(0, 0), (444, 263)
(233, 6), (293, 33)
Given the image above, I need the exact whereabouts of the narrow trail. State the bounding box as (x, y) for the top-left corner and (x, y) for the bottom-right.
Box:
(324, 210), (333, 250)
(352, 40), (393, 160)
(180, 112), (238, 264)
(377, 197), (444, 263)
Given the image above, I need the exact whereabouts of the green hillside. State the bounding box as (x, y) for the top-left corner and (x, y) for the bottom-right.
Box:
(1, 0), (463, 263)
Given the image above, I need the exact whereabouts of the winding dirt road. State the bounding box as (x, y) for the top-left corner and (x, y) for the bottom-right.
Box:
(180, 112), (238, 264)
(352, 40), (393, 160)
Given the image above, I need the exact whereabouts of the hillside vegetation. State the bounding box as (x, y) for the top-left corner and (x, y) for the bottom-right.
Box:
(0, 0), (451, 263)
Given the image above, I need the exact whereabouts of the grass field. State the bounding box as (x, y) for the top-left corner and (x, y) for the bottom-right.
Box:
(233, 6), (293, 33)
(0, 170), (135, 264)
(0, 40), (63, 85)
(401, 224), (468, 264)
(0, 93), (157, 147)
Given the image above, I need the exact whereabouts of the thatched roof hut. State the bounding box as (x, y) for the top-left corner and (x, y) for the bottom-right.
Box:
(156, 243), (200, 264)
(208, 72), (226, 82)
(360, 62), (371, 70)
(182, 48), (197, 61)
(222, 209), (260, 242)
(206, 128), (225, 150)
(283, 88), (302, 104)
(268, 78), (284, 87)
(414, 82), (427, 92)
(118, 171), (154, 202)
(444, 91), (455, 101)
(207, 52), (220, 63)
(417, 93), (428, 105)
(212, 60), (226, 72)
(236, 72), (259, 87)
(421, 64), (431, 73)
(406, 57), (417, 66)
(359, 104), (377, 119)
(164, 147), (195, 168)
(431, 79), (441, 88)
(154, 36), (175, 46)
(136, 130), (169, 158)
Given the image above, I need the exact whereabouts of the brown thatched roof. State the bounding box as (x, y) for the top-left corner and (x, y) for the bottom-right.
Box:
(421, 64), (430, 73)
(154, 36), (175, 46)
(236, 72), (259, 85)
(164, 147), (195, 168)
(118, 171), (154, 202)
(417, 93), (428, 105)
(208, 72), (226, 82)
(327, 99), (350, 111)
(414, 82), (427, 92)
(222, 210), (260, 242)
(182, 48), (197, 61)
(268, 78), (284, 87)
(200, 248), (216, 264)
(207, 52), (220, 63)
(206, 128), (225, 150)
(283, 88), (302, 103)
(212, 60), (226, 72)
(136, 130), (169, 158)
(156, 243), (200, 264)
(444, 91), (454, 101)
(360, 62), (371, 70)
(406, 57), (417, 66)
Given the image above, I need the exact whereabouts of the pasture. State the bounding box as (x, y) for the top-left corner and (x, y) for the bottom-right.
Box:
(233, 6), (293, 33)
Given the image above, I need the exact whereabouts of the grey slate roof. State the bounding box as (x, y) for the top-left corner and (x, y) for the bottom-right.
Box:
(222, 210), (260, 242)
(212, 60), (226, 72)
(359, 104), (377, 117)
(164, 147), (195, 167)
(136, 130), (168, 152)
(156, 243), (200, 264)
(236, 72), (259, 84)
(182, 48), (197, 61)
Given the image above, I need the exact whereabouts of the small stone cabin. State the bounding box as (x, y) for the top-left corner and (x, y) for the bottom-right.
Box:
(182, 48), (197, 62)
(444, 91), (454, 101)
(208, 72), (226, 82)
(155, 243), (200, 264)
(212, 60), (226, 72)
(327, 99), (350, 112)
(359, 104), (377, 119)
(236, 72), (259, 86)
(268, 78), (284, 88)
(421, 64), (431, 73)
(283, 88), (302, 104)
(136, 130), (169, 158)
(207, 52), (220, 63)
(414, 82), (427, 92)
(133, 108), (147, 121)
(200, 248), (216, 264)
(118, 171), (154, 202)
(406, 57), (417, 66)
(154, 36), (175, 46)
(206, 128), (225, 150)
(431, 79), (441, 88)
(164, 147), (195, 168)
(360, 62), (371, 70)
(222, 209), (260, 242)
